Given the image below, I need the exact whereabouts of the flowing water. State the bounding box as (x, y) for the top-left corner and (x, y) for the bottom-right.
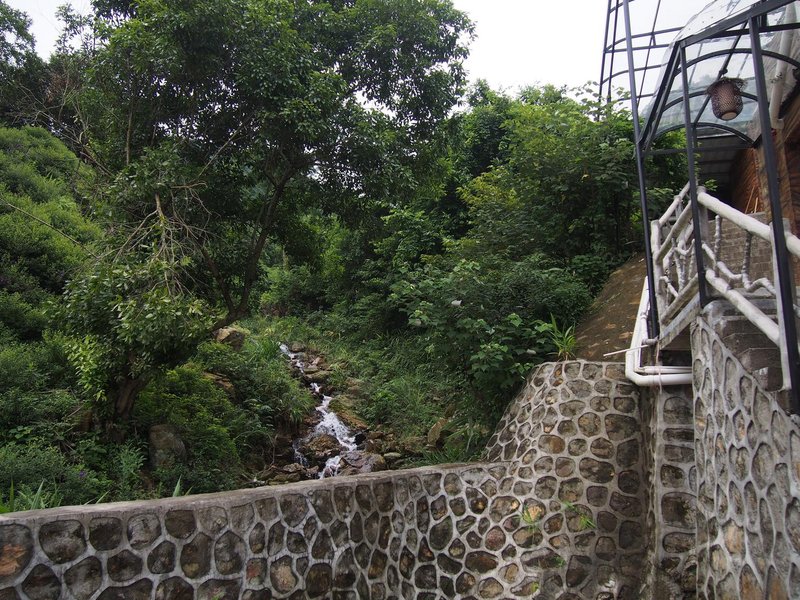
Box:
(280, 343), (359, 478)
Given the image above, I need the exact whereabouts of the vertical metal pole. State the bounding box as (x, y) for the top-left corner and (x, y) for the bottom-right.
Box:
(680, 45), (711, 307)
(622, 0), (660, 338)
(749, 17), (800, 413)
(600, 0), (614, 101)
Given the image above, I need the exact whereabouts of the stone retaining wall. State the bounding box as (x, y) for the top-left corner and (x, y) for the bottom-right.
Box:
(485, 361), (646, 599)
(691, 303), (800, 599)
(0, 361), (645, 599)
(638, 384), (697, 598)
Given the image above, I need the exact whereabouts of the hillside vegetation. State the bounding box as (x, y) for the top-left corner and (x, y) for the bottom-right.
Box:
(0, 0), (683, 509)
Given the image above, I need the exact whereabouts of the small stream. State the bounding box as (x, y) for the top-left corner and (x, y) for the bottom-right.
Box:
(280, 343), (360, 478)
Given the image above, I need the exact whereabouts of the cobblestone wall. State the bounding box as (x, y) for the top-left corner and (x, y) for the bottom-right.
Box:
(484, 361), (646, 599)
(638, 385), (698, 598)
(692, 302), (800, 599)
(0, 361), (645, 599)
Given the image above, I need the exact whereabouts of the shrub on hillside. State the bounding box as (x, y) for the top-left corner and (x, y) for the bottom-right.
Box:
(134, 364), (249, 494)
(0, 442), (111, 506)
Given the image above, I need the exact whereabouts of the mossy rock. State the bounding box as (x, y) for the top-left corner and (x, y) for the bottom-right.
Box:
(328, 396), (368, 430)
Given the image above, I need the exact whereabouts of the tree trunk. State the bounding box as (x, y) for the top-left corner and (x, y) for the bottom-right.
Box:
(108, 376), (149, 441)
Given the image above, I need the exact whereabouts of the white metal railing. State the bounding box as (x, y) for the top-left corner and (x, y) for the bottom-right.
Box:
(649, 182), (800, 389)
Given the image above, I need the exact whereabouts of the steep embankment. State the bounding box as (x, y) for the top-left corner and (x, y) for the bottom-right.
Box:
(575, 255), (646, 360)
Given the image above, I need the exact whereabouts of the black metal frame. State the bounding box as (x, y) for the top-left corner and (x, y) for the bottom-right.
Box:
(748, 15), (800, 413)
(607, 0), (800, 412)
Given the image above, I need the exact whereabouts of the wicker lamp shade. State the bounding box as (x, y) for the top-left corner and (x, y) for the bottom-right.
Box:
(706, 77), (745, 121)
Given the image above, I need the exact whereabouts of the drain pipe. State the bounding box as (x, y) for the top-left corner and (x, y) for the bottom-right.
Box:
(769, 2), (796, 129)
(625, 280), (694, 386)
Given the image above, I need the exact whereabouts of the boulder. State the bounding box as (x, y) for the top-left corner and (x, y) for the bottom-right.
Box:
(365, 438), (384, 453)
(345, 378), (365, 398)
(270, 433), (297, 463)
(427, 417), (450, 447)
(203, 372), (236, 399)
(298, 433), (343, 466)
(337, 451), (386, 475)
(303, 369), (332, 385)
(282, 463), (306, 475)
(400, 436), (426, 456)
(213, 326), (246, 350)
(328, 396), (369, 430)
(149, 424), (187, 469)
(268, 472), (303, 485)
(383, 452), (404, 464)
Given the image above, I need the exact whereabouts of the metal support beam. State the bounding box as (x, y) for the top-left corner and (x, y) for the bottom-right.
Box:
(680, 46), (710, 307)
(749, 16), (800, 412)
(623, 0), (660, 338)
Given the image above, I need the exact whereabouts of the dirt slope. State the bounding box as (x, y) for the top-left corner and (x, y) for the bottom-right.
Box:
(574, 254), (646, 361)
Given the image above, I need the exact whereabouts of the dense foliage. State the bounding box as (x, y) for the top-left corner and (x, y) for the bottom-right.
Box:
(0, 0), (685, 509)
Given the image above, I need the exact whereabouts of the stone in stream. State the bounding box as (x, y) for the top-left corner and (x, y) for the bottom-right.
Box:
(383, 452), (404, 465)
(338, 452), (387, 475)
(303, 370), (333, 385)
(298, 434), (344, 467)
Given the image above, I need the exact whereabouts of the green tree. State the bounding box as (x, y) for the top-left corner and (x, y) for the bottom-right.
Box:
(0, 1), (46, 124)
(0, 0), (33, 70)
(46, 0), (472, 424)
(503, 85), (638, 259)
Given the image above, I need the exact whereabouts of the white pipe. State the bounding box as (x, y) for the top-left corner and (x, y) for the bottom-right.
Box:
(625, 279), (694, 387)
(769, 2), (796, 129)
(786, 230), (800, 258)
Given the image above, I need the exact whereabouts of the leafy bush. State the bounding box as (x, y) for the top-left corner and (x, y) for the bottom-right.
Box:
(0, 335), (74, 393)
(260, 264), (324, 315)
(569, 253), (617, 296)
(60, 259), (211, 425)
(390, 254), (591, 416)
(0, 442), (111, 507)
(0, 126), (100, 341)
(362, 375), (444, 438)
(195, 337), (315, 426)
(134, 364), (246, 494)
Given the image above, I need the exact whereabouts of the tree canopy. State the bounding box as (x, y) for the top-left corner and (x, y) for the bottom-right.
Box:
(37, 0), (474, 424)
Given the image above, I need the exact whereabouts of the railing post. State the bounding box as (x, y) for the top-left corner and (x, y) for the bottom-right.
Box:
(622, 0), (660, 338)
(651, 220), (665, 321)
(680, 46), (710, 307)
(750, 16), (800, 413)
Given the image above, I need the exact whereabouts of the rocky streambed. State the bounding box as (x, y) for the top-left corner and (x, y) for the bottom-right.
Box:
(253, 342), (418, 485)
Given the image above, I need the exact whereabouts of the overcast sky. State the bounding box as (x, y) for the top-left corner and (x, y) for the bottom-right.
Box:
(9, 0), (614, 93)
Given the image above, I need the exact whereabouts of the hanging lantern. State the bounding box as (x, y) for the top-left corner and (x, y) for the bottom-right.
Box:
(706, 77), (745, 120)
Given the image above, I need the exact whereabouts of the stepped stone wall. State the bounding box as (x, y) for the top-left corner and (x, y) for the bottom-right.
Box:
(691, 303), (800, 599)
(0, 361), (646, 599)
(638, 384), (698, 598)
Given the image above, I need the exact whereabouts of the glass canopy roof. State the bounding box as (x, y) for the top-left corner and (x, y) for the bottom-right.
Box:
(602, 0), (800, 151)
(642, 0), (800, 149)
